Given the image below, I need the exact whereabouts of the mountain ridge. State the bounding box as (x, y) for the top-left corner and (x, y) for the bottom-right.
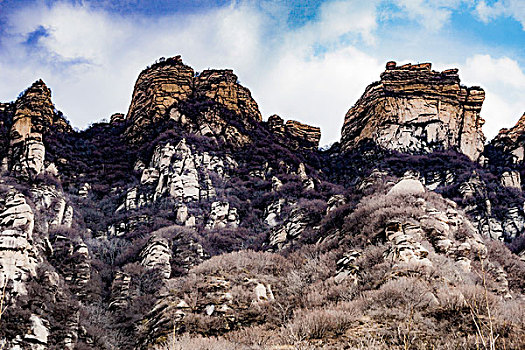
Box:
(0, 56), (524, 349)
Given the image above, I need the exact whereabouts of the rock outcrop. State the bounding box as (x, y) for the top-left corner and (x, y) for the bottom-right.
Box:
(125, 56), (261, 145)
(492, 113), (525, 163)
(51, 236), (91, 298)
(4, 80), (71, 179)
(205, 202), (240, 230)
(341, 62), (486, 160)
(0, 188), (37, 295)
(31, 185), (74, 230)
(140, 236), (172, 279)
(118, 138), (237, 211)
(267, 115), (321, 150)
(109, 272), (132, 310)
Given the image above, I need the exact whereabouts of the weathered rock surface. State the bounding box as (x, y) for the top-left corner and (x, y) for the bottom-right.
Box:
(387, 178), (426, 197)
(5, 80), (70, 179)
(118, 138), (237, 211)
(125, 56), (261, 145)
(492, 113), (525, 163)
(140, 236), (172, 279)
(52, 236), (91, 298)
(31, 185), (74, 230)
(500, 170), (521, 189)
(205, 201), (240, 230)
(269, 207), (313, 250)
(194, 69), (261, 122)
(334, 250), (360, 284)
(341, 62), (486, 160)
(267, 115), (321, 150)
(10, 80), (71, 140)
(109, 272), (132, 310)
(0, 188), (37, 295)
(8, 135), (46, 179)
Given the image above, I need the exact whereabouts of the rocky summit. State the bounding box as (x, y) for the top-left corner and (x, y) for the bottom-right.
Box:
(0, 56), (524, 350)
(341, 62), (486, 161)
(125, 56), (262, 146)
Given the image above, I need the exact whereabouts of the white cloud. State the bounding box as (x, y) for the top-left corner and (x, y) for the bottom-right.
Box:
(254, 47), (382, 145)
(316, 0), (378, 45)
(391, 0), (467, 30)
(475, 0), (525, 29)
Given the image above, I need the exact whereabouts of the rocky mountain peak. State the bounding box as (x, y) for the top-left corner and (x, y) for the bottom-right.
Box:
(491, 113), (525, 163)
(499, 113), (525, 140)
(11, 79), (71, 141)
(2, 80), (71, 179)
(124, 56), (262, 144)
(195, 69), (262, 122)
(341, 61), (486, 160)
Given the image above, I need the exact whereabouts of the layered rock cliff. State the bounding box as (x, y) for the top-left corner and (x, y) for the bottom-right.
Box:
(491, 113), (525, 163)
(2, 80), (71, 179)
(267, 115), (321, 150)
(125, 56), (262, 146)
(341, 62), (486, 160)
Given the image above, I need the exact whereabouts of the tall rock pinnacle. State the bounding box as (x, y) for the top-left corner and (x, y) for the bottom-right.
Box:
(340, 61), (486, 160)
(5, 80), (71, 178)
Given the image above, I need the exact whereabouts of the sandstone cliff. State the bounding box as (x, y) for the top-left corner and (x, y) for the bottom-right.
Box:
(267, 115), (321, 150)
(3, 80), (71, 179)
(125, 56), (262, 146)
(341, 62), (486, 160)
(491, 113), (525, 163)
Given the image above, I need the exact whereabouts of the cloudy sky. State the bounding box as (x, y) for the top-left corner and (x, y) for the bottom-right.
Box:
(0, 0), (523, 145)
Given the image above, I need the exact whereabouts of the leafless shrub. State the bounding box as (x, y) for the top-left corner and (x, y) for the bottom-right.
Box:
(153, 333), (252, 350)
(284, 303), (360, 341)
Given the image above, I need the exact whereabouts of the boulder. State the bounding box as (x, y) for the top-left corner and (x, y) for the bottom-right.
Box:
(387, 178), (426, 196)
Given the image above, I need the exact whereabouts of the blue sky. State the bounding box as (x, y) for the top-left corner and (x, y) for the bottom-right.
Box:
(0, 0), (523, 145)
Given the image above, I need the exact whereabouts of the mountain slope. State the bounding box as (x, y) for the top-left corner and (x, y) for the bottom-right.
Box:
(0, 57), (524, 350)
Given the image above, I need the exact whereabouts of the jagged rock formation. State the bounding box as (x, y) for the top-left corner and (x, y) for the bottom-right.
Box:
(2, 80), (70, 179)
(118, 138), (236, 213)
(194, 69), (261, 121)
(268, 207), (313, 250)
(1, 57), (525, 350)
(500, 170), (521, 189)
(125, 56), (261, 145)
(341, 62), (486, 160)
(205, 201), (239, 230)
(51, 236), (91, 298)
(31, 185), (74, 230)
(0, 188), (37, 295)
(267, 115), (321, 150)
(140, 236), (172, 279)
(109, 272), (132, 310)
(492, 113), (525, 163)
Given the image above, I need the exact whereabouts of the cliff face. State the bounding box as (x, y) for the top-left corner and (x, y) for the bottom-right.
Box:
(3, 80), (71, 179)
(1, 57), (525, 350)
(491, 113), (525, 163)
(125, 56), (195, 138)
(267, 115), (321, 150)
(125, 56), (262, 146)
(340, 62), (486, 161)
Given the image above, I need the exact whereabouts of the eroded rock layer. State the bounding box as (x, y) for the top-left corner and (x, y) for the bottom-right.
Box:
(341, 62), (486, 160)
(268, 115), (321, 150)
(125, 56), (262, 145)
(4, 80), (70, 179)
(492, 113), (525, 163)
